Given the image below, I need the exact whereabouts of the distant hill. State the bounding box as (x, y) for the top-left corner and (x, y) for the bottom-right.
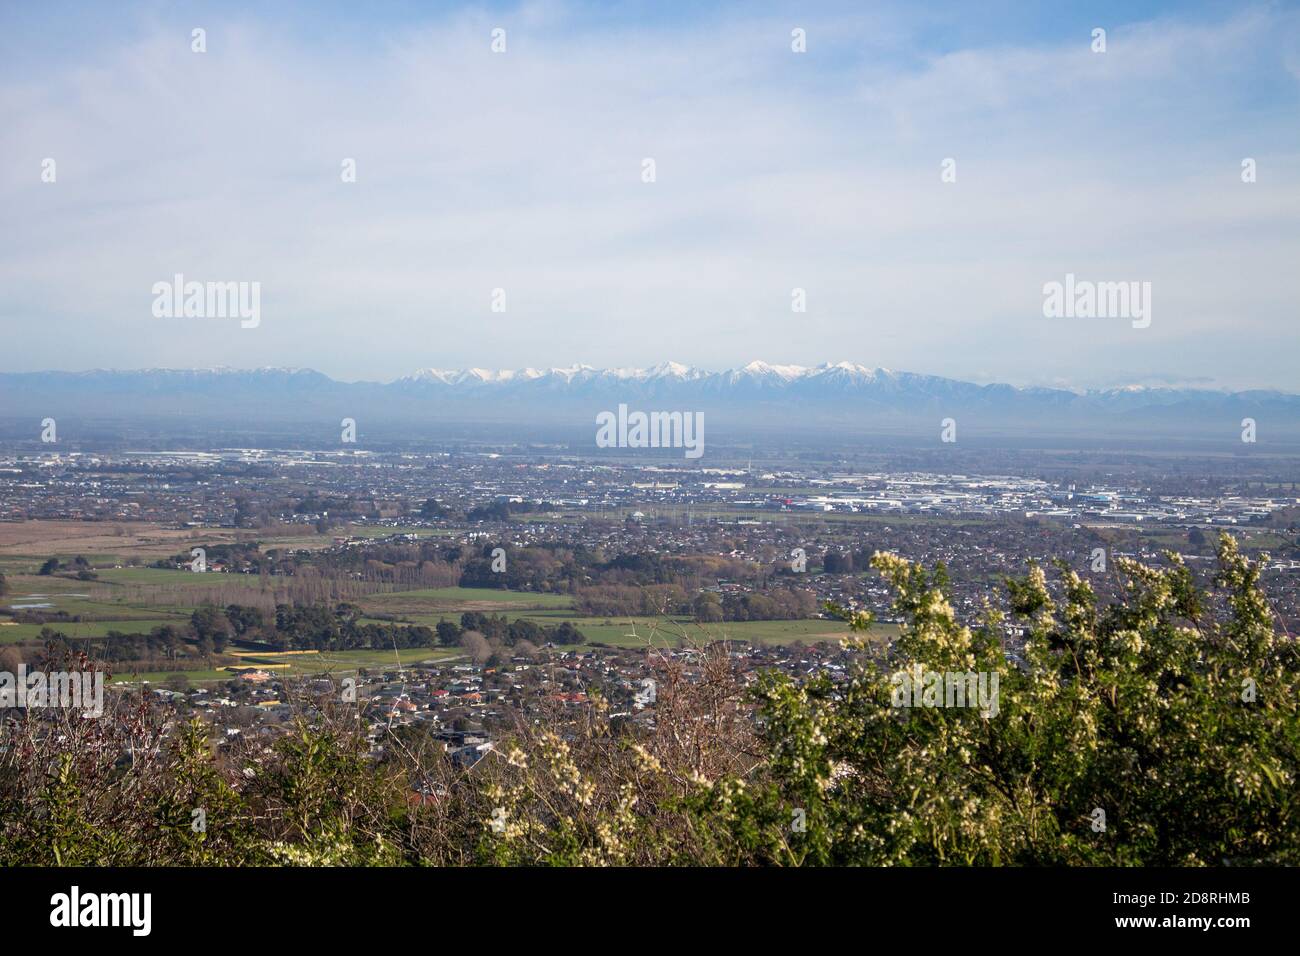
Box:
(1, 362), (1297, 442)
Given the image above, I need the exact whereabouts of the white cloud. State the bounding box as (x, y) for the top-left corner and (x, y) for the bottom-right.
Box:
(1, 2), (1297, 390)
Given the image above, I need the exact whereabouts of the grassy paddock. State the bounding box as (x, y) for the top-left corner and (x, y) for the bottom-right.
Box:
(108, 646), (461, 684)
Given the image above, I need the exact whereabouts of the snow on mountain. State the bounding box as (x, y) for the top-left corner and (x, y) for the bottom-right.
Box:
(6, 363), (1296, 438)
(386, 362), (1294, 407)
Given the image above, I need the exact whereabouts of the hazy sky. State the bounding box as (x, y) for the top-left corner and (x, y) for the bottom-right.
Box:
(3, 1), (1298, 389)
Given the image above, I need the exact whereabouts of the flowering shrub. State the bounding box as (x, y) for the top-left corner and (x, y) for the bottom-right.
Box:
(699, 534), (1300, 865)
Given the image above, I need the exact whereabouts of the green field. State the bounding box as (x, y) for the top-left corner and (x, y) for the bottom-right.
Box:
(367, 586), (572, 606)
(524, 616), (896, 648)
(232, 646), (460, 673)
(90, 567), (273, 588)
(109, 646), (463, 685)
(108, 668), (234, 685)
(5, 573), (886, 651)
(0, 618), (184, 643)
(7, 554), (888, 671)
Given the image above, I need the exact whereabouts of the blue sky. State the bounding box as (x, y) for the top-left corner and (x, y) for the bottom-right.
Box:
(3, 1), (1298, 388)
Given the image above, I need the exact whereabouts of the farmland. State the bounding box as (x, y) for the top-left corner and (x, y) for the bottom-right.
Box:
(0, 522), (884, 683)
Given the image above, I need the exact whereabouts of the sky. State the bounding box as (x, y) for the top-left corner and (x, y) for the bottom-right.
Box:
(3, 0), (1298, 389)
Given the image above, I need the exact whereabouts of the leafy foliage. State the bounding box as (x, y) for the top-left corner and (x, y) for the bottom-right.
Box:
(703, 535), (1300, 864)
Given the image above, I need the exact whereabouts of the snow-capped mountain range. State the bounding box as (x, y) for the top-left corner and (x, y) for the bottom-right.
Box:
(391, 360), (1268, 400)
(403, 360), (871, 388)
(1, 362), (1297, 439)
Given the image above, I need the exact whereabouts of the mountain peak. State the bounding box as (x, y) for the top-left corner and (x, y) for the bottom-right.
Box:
(4, 365), (1296, 439)
(739, 360), (806, 380)
(648, 360), (693, 378)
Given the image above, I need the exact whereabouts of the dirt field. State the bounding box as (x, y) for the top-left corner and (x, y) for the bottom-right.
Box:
(0, 519), (343, 565)
(0, 520), (219, 556)
(0, 520), (241, 561)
